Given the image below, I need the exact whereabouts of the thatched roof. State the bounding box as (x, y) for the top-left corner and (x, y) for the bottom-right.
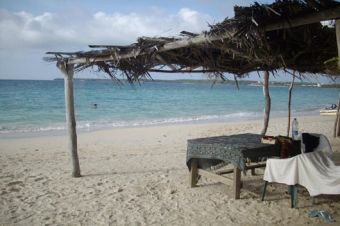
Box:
(45, 0), (340, 82)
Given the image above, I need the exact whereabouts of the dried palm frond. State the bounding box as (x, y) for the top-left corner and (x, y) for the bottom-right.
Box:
(45, 0), (340, 81)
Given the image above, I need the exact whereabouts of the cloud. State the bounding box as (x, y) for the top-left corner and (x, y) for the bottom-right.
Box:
(0, 9), (78, 49)
(86, 8), (211, 44)
(0, 7), (212, 50)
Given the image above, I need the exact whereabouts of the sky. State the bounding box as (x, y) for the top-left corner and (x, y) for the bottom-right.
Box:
(0, 0), (336, 83)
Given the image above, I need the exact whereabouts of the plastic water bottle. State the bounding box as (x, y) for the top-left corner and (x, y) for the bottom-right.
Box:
(292, 118), (299, 140)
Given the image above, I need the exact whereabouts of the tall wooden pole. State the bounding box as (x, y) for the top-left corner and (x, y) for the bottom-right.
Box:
(334, 97), (340, 137)
(287, 72), (295, 137)
(334, 20), (340, 138)
(261, 71), (271, 136)
(336, 19), (340, 70)
(57, 62), (81, 177)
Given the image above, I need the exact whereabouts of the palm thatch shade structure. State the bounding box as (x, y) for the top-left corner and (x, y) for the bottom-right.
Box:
(45, 0), (340, 177)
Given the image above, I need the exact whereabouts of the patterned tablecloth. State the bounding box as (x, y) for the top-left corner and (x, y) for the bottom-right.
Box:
(186, 133), (280, 172)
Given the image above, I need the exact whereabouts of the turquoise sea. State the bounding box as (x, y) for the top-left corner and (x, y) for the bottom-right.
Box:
(0, 79), (339, 135)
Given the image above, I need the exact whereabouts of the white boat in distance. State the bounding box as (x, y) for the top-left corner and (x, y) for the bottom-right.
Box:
(320, 104), (338, 116)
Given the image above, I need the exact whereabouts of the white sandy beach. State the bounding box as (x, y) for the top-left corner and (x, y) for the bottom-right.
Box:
(1, 115), (340, 226)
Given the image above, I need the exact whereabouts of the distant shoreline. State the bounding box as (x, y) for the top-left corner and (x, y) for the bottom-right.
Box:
(0, 78), (339, 88)
(51, 78), (340, 88)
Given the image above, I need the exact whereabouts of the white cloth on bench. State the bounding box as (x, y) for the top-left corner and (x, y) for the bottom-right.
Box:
(264, 151), (340, 196)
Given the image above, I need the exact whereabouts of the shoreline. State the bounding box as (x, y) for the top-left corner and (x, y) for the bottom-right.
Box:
(0, 110), (321, 139)
(1, 115), (339, 154)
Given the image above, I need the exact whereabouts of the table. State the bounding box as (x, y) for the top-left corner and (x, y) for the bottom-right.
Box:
(187, 133), (280, 199)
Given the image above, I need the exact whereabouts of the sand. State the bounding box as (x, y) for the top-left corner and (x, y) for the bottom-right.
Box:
(1, 115), (340, 226)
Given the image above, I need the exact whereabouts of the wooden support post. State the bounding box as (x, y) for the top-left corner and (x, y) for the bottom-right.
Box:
(334, 20), (340, 138)
(287, 73), (295, 137)
(190, 159), (198, 187)
(334, 97), (340, 137)
(233, 166), (241, 199)
(336, 20), (340, 70)
(337, 99), (340, 137)
(58, 62), (81, 178)
(261, 71), (271, 136)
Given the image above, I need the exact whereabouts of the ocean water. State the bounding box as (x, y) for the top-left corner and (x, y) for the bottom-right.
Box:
(0, 79), (338, 135)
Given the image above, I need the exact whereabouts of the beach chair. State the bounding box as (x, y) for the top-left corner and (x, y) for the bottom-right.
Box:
(261, 133), (339, 208)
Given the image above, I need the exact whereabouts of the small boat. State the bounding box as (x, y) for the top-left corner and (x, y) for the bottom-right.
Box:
(320, 104), (338, 116)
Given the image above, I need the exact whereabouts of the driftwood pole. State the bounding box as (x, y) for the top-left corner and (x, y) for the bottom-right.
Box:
(287, 72), (295, 137)
(57, 62), (81, 177)
(334, 97), (340, 137)
(334, 20), (340, 138)
(261, 71), (271, 136)
(336, 19), (340, 70)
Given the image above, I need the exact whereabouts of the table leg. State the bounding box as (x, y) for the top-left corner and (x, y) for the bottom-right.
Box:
(233, 166), (241, 199)
(190, 159), (198, 188)
(289, 185), (298, 208)
(261, 181), (268, 201)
